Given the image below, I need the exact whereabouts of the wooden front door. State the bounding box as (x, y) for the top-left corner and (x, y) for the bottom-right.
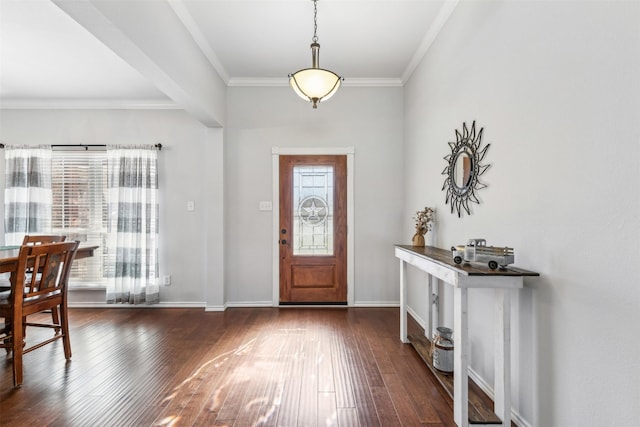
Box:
(279, 155), (347, 303)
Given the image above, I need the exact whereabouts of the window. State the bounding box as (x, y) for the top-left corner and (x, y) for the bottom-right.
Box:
(292, 165), (334, 256)
(5, 144), (159, 298)
(51, 148), (108, 286)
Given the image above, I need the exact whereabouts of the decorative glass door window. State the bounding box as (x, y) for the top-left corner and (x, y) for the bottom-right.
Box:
(292, 165), (334, 255)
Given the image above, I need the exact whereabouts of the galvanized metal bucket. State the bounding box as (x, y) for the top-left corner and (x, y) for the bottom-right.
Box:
(432, 326), (454, 373)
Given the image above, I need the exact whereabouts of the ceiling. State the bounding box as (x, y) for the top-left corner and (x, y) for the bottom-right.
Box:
(0, 0), (457, 109)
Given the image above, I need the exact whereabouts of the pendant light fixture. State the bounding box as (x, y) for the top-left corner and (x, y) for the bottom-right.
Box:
(289, 0), (343, 109)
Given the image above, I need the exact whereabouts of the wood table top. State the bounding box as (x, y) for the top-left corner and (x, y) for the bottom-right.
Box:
(0, 245), (99, 274)
(395, 244), (539, 277)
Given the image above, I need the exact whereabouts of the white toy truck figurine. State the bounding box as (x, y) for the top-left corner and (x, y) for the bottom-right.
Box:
(451, 239), (514, 269)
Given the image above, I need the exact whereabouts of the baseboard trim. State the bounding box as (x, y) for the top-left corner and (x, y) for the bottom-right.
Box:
(407, 305), (426, 327)
(204, 305), (227, 312)
(352, 301), (400, 307)
(68, 302), (206, 309)
(224, 301), (273, 309)
(223, 301), (401, 308)
(67, 300), (409, 312)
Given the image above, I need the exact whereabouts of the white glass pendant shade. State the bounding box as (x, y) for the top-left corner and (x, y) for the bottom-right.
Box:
(289, 42), (342, 108)
(289, 68), (342, 107)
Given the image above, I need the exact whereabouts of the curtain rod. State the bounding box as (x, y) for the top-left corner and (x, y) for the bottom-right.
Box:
(0, 143), (162, 150)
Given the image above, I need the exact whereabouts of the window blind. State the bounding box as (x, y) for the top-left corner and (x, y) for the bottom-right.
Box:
(51, 149), (107, 286)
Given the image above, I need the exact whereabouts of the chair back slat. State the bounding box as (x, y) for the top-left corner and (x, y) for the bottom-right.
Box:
(22, 235), (67, 245)
(15, 241), (79, 304)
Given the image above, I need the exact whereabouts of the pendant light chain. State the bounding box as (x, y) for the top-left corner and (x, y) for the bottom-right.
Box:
(289, 0), (343, 108)
(312, 0), (318, 43)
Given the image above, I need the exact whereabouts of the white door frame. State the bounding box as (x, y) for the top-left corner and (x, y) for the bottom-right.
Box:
(271, 147), (355, 306)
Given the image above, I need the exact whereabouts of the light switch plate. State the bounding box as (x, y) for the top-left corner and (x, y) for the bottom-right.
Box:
(259, 201), (272, 211)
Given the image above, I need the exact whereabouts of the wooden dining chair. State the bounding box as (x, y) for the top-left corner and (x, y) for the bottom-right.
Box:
(0, 241), (79, 387)
(22, 235), (67, 328)
(2, 236), (69, 352)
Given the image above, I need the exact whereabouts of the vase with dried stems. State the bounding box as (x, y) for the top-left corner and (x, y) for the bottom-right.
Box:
(412, 206), (435, 247)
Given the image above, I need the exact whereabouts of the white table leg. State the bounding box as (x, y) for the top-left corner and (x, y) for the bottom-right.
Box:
(400, 259), (408, 343)
(494, 288), (512, 425)
(425, 274), (433, 340)
(453, 286), (469, 427)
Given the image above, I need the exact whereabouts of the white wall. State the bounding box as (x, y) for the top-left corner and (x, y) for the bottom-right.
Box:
(225, 86), (404, 305)
(403, 1), (640, 426)
(0, 109), (222, 306)
(0, 85), (406, 309)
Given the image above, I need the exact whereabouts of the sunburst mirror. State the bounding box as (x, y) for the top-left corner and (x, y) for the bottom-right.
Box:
(441, 121), (490, 217)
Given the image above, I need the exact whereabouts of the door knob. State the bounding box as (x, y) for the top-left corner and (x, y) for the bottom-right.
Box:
(281, 239), (287, 245)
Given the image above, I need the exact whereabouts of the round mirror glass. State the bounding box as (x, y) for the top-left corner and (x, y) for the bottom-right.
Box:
(453, 151), (472, 189)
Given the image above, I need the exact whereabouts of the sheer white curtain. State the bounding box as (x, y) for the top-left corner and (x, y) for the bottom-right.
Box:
(3, 146), (52, 245)
(106, 146), (159, 304)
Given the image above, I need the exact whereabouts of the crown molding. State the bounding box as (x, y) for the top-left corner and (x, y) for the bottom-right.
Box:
(402, 0), (460, 82)
(0, 98), (179, 110)
(228, 77), (403, 87)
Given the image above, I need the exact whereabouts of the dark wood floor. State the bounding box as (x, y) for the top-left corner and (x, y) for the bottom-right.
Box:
(1, 307), (457, 426)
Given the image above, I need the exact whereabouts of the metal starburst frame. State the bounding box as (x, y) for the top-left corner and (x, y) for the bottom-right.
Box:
(441, 121), (491, 217)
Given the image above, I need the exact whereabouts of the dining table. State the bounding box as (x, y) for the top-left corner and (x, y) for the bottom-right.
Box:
(0, 244), (99, 288)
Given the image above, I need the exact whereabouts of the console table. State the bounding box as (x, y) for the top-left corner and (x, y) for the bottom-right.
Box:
(395, 245), (538, 427)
